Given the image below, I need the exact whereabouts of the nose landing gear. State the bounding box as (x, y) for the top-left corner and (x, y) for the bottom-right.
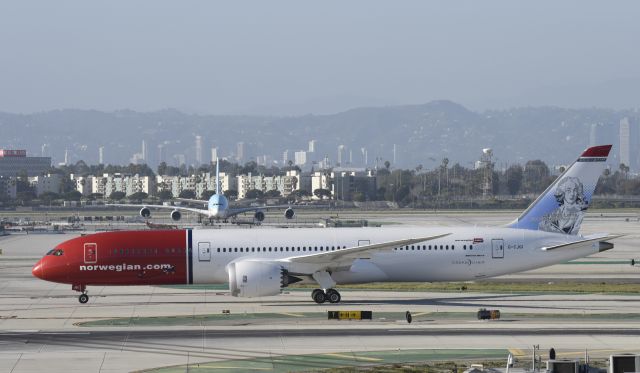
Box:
(73, 284), (89, 304)
(311, 288), (341, 304)
(78, 293), (89, 304)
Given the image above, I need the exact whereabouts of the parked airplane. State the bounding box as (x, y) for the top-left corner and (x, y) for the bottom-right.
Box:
(109, 159), (300, 223)
(34, 145), (619, 304)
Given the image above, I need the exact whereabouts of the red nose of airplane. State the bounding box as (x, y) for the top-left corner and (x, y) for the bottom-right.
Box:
(32, 259), (45, 280)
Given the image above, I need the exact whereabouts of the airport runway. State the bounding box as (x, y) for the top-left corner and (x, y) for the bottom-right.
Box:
(1, 210), (639, 372)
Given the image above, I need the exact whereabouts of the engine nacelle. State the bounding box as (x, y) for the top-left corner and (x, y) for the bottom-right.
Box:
(170, 210), (181, 221)
(227, 261), (301, 298)
(254, 210), (265, 222)
(284, 208), (295, 219)
(139, 207), (151, 218)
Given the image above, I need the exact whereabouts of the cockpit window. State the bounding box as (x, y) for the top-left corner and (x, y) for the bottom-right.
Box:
(46, 249), (55, 255)
(53, 249), (64, 256)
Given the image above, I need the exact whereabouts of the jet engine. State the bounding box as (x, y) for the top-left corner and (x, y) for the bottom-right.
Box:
(284, 208), (295, 219)
(254, 211), (265, 222)
(139, 207), (151, 218)
(170, 210), (182, 221)
(227, 261), (301, 298)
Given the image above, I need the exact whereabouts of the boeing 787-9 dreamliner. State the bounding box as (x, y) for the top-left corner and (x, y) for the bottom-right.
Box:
(33, 145), (619, 304)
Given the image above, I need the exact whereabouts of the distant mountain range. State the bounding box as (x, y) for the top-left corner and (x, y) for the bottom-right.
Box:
(0, 100), (634, 170)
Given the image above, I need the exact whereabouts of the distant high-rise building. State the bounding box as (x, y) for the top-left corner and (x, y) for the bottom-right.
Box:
(337, 145), (345, 166)
(620, 118), (631, 168)
(361, 147), (368, 166)
(257, 155), (272, 166)
(282, 150), (289, 165)
(294, 151), (307, 166)
(41, 144), (49, 157)
(141, 140), (147, 162)
(63, 148), (69, 166)
(157, 144), (166, 164)
(236, 142), (245, 163)
(393, 144), (397, 165)
(99, 146), (104, 164)
(195, 135), (203, 165)
(211, 147), (218, 163)
(308, 139), (317, 153)
(174, 154), (186, 166)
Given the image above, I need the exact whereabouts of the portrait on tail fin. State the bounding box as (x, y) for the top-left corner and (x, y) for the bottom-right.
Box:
(538, 176), (588, 234)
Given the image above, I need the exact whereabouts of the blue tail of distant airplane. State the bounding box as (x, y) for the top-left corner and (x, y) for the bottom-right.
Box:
(507, 145), (612, 235)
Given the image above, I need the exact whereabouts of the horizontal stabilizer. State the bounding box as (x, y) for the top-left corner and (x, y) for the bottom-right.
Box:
(541, 234), (623, 252)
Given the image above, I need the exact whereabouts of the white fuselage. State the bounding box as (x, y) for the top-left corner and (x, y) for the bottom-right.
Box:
(189, 226), (600, 285)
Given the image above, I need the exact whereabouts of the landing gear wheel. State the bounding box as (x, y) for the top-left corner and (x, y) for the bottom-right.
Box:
(311, 288), (323, 301)
(326, 289), (341, 303)
(78, 293), (89, 304)
(312, 289), (326, 304)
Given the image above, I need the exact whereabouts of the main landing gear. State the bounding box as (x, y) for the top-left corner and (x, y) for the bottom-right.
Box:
(311, 288), (341, 304)
(73, 284), (89, 304)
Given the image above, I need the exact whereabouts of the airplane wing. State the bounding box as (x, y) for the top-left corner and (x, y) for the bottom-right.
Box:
(225, 204), (330, 218)
(541, 234), (623, 251)
(107, 203), (209, 216)
(174, 198), (207, 205)
(279, 233), (451, 270)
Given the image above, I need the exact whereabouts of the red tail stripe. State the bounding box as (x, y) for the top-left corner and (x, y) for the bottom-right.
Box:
(581, 145), (612, 158)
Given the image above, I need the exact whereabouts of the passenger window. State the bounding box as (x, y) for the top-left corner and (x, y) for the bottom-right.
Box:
(470, 245), (473, 250)
(217, 248), (220, 252)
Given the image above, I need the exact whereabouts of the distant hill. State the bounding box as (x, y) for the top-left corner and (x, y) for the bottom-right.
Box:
(0, 101), (632, 169)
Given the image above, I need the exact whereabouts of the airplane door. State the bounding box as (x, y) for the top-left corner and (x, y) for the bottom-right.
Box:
(492, 239), (504, 259)
(84, 243), (97, 264)
(198, 242), (211, 262)
(358, 240), (370, 247)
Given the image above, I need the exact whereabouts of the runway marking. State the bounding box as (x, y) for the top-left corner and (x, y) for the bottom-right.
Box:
(509, 348), (526, 357)
(277, 312), (304, 317)
(324, 353), (382, 361)
(193, 365), (271, 370)
(411, 312), (430, 317)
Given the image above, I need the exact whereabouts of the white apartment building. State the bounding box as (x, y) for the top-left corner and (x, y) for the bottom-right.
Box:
(157, 172), (236, 199)
(89, 174), (155, 198)
(236, 171), (301, 199)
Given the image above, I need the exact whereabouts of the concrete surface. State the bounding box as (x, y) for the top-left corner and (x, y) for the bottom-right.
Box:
(0, 210), (639, 372)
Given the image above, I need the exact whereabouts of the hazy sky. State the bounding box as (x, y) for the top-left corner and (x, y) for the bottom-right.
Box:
(1, 1), (639, 115)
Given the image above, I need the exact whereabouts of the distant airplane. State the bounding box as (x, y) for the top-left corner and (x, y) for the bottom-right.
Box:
(109, 159), (301, 223)
(34, 145), (620, 304)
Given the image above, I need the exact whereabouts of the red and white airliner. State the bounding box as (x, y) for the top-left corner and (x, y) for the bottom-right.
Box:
(33, 145), (619, 304)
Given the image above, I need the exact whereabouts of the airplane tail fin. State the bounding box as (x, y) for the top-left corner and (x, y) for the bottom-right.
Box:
(215, 158), (221, 195)
(506, 145), (612, 235)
